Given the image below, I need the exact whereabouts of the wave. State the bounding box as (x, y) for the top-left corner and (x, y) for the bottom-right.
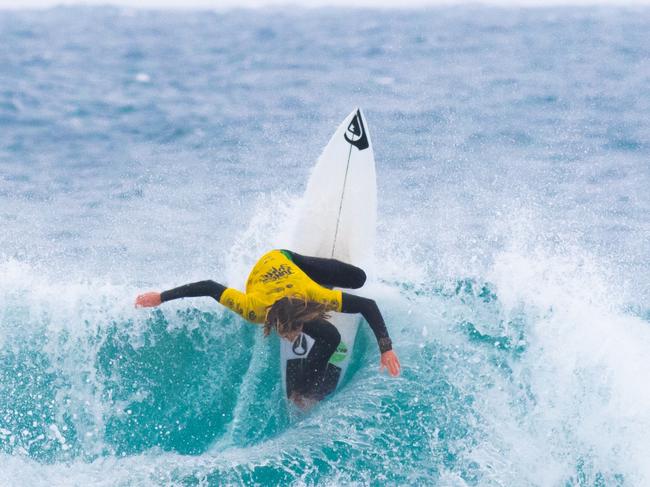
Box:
(1, 220), (650, 485)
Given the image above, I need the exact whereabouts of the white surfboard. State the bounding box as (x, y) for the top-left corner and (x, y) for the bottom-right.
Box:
(280, 108), (377, 401)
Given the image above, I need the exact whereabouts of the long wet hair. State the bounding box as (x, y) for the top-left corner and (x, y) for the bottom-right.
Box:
(264, 296), (330, 337)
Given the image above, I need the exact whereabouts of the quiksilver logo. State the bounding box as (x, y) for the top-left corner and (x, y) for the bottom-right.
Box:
(260, 264), (293, 284)
(344, 110), (369, 150)
(292, 334), (308, 356)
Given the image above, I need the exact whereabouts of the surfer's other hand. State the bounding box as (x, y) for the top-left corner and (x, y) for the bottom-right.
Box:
(380, 350), (401, 377)
(135, 292), (162, 308)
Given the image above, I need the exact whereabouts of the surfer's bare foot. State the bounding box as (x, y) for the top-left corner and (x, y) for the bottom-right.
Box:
(135, 292), (162, 308)
(290, 392), (318, 411)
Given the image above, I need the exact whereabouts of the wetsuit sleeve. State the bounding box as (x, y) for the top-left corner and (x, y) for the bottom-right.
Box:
(160, 280), (225, 302)
(341, 293), (393, 353)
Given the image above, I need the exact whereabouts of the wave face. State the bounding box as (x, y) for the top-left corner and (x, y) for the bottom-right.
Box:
(1, 6), (649, 486)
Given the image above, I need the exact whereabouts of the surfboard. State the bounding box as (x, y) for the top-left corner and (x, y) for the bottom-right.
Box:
(280, 108), (377, 402)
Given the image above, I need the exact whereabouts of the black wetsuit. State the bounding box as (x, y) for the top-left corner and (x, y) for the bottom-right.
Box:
(160, 251), (392, 399)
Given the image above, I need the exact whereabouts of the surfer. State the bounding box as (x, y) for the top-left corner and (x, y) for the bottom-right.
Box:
(135, 249), (400, 404)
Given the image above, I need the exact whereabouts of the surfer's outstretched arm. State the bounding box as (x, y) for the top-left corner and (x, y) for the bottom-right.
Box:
(135, 280), (226, 307)
(341, 293), (401, 377)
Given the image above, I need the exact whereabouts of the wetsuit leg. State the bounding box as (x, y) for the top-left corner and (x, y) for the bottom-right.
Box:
(292, 319), (341, 399)
(285, 251), (366, 289)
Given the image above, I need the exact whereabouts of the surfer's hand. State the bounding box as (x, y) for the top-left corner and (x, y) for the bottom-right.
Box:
(135, 292), (162, 308)
(380, 350), (401, 377)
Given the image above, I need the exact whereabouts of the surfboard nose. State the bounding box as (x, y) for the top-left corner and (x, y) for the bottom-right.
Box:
(344, 108), (370, 151)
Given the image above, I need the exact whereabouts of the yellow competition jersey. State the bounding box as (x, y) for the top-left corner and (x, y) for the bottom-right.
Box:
(219, 250), (343, 324)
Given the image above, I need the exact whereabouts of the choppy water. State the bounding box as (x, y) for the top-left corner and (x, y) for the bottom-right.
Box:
(1, 5), (649, 486)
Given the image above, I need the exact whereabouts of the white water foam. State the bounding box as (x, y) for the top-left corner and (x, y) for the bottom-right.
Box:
(484, 241), (650, 485)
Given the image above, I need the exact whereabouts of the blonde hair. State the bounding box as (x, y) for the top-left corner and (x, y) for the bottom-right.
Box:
(264, 296), (330, 337)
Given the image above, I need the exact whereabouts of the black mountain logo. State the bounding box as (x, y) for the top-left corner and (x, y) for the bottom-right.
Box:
(292, 334), (308, 356)
(344, 110), (369, 150)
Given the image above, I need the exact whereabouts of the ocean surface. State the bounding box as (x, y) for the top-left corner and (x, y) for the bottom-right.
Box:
(1, 5), (649, 486)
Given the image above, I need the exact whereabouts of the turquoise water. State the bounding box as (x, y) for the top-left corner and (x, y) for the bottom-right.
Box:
(1, 5), (650, 486)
